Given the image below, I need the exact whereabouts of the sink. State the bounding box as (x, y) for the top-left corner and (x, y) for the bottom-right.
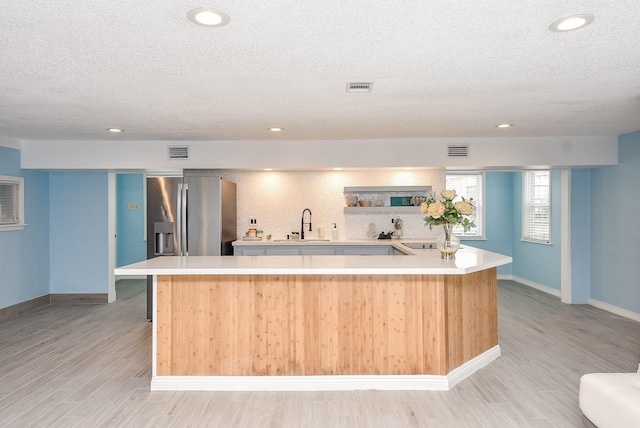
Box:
(272, 239), (331, 243)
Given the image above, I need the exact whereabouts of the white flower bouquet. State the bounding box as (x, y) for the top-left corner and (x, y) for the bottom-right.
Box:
(421, 189), (476, 231)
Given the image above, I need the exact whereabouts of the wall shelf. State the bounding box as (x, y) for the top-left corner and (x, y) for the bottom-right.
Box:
(344, 186), (431, 193)
(343, 185), (431, 214)
(343, 206), (421, 214)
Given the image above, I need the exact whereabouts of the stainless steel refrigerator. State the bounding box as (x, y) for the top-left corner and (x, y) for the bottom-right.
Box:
(145, 170), (237, 319)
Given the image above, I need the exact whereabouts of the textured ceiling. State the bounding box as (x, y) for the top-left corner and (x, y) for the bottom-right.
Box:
(0, 0), (639, 141)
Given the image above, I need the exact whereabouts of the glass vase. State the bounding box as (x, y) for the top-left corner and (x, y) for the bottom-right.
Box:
(436, 223), (460, 259)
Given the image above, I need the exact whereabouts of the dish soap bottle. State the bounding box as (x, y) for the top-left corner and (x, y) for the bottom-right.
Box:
(332, 223), (339, 241)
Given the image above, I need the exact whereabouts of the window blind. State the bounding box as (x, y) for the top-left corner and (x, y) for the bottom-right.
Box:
(445, 172), (483, 237)
(522, 171), (550, 243)
(0, 180), (18, 224)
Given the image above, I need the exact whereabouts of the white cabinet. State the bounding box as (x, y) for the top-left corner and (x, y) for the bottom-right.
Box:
(268, 248), (304, 255)
(234, 246), (301, 255)
(343, 185), (431, 214)
(299, 247), (336, 255)
(234, 244), (396, 256)
(335, 246), (394, 255)
(234, 248), (266, 256)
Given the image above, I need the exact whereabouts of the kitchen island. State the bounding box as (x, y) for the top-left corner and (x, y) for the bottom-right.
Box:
(115, 243), (511, 391)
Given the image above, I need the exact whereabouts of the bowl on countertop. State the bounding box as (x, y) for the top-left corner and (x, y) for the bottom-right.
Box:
(359, 200), (371, 207)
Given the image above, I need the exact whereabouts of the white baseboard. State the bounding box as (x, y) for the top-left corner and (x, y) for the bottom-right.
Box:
(588, 298), (640, 323)
(501, 275), (561, 298)
(502, 275), (640, 323)
(151, 345), (501, 392)
(447, 345), (502, 389)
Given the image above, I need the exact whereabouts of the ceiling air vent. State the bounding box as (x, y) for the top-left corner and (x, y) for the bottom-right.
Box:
(346, 81), (373, 93)
(447, 144), (469, 158)
(168, 146), (189, 160)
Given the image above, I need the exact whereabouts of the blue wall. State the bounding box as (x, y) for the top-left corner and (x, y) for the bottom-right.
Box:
(590, 131), (640, 314)
(116, 174), (146, 267)
(49, 172), (110, 294)
(0, 146), (50, 309)
(511, 170), (562, 291)
(462, 172), (513, 275)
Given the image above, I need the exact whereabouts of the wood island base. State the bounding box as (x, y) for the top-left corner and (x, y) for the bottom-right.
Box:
(152, 268), (499, 391)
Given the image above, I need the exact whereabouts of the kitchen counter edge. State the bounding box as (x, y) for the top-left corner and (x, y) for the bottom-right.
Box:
(115, 245), (512, 276)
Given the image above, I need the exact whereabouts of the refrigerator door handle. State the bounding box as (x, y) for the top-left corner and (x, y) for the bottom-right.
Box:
(176, 183), (182, 255)
(181, 182), (189, 256)
(177, 182), (186, 256)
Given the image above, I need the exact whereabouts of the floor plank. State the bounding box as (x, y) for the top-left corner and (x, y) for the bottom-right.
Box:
(0, 279), (638, 427)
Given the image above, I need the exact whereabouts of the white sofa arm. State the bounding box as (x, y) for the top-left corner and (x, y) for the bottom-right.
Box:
(579, 372), (640, 428)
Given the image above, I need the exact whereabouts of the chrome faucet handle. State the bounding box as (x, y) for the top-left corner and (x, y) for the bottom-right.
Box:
(301, 208), (313, 239)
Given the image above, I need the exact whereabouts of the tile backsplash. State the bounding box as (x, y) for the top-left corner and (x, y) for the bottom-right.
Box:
(213, 169), (446, 241)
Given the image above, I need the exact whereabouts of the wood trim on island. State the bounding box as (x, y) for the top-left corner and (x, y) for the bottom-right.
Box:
(155, 268), (498, 379)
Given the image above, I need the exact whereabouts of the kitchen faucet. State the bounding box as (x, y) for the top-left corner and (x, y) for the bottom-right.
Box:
(301, 208), (312, 239)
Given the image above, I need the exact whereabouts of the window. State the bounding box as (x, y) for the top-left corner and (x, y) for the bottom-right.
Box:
(522, 171), (550, 243)
(0, 175), (25, 231)
(446, 172), (484, 238)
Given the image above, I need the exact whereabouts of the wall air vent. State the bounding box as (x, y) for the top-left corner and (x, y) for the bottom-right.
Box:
(447, 144), (469, 158)
(168, 146), (189, 160)
(346, 81), (373, 93)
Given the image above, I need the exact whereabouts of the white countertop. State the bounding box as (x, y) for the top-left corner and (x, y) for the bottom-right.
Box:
(115, 244), (512, 276)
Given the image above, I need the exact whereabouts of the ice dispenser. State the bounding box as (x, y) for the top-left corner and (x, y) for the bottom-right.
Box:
(154, 222), (174, 255)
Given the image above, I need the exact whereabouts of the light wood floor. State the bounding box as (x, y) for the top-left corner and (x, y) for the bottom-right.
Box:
(0, 279), (638, 427)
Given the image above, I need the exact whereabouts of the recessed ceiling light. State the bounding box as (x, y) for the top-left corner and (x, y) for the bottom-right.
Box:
(187, 8), (230, 27)
(268, 127), (283, 132)
(549, 14), (594, 32)
(333, 167), (343, 171)
(107, 128), (124, 133)
(263, 168), (274, 171)
(496, 123), (512, 129)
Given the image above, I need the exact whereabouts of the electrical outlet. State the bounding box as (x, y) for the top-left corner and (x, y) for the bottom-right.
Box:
(248, 218), (258, 225)
(127, 203), (140, 211)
